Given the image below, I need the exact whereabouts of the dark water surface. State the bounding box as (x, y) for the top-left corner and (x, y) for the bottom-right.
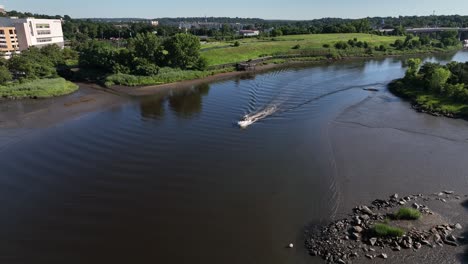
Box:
(1, 51), (468, 264)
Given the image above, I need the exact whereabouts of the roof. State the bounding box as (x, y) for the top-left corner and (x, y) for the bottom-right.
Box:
(0, 17), (27, 27)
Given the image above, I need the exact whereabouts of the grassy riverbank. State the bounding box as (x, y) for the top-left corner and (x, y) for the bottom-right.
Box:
(200, 33), (458, 66)
(0, 78), (79, 99)
(104, 67), (235, 87)
(98, 33), (460, 88)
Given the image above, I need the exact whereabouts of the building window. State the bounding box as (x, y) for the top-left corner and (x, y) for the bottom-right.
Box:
(9, 29), (13, 34)
(37, 30), (51, 35)
(36, 24), (50, 29)
(37, 38), (52, 43)
(0, 30), (4, 34)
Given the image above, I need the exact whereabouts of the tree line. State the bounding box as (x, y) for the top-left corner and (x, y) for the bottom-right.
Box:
(395, 58), (468, 104)
(77, 32), (206, 77)
(0, 45), (78, 85)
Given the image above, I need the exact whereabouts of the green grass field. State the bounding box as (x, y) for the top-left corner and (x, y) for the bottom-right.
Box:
(201, 33), (405, 66)
(0, 78), (79, 99)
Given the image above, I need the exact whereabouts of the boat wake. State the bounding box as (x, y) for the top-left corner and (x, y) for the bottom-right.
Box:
(238, 105), (278, 128)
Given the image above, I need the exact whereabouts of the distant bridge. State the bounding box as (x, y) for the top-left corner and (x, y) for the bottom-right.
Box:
(406, 27), (468, 34)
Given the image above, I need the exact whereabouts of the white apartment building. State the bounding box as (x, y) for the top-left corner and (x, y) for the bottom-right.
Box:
(14, 18), (64, 50)
(0, 17), (64, 52)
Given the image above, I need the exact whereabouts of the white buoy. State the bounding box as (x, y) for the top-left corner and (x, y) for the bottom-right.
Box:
(288, 243), (294, 248)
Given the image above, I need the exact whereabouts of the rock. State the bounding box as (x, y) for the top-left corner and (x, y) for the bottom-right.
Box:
(353, 226), (363, 233)
(369, 238), (377, 246)
(444, 240), (458, 247)
(455, 223), (462, 230)
(412, 203), (420, 209)
(446, 235), (457, 242)
(361, 214), (370, 221)
(414, 242), (422, 250)
(351, 233), (361, 240)
(391, 193), (399, 199)
(361, 206), (374, 215)
(380, 253), (388, 259)
(350, 252), (359, 258)
(392, 245), (401, 251)
(421, 239), (431, 246)
(399, 201), (406, 205)
(443, 191), (455, 195)
(288, 243), (294, 248)
(337, 259), (346, 264)
(365, 254), (375, 260)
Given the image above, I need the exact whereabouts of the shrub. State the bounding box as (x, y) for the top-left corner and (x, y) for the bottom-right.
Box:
(132, 58), (160, 76)
(372, 223), (405, 237)
(394, 207), (421, 220)
(334, 41), (349, 50)
(292, 44), (301, 49)
(323, 44), (330, 48)
(233, 41), (240, 47)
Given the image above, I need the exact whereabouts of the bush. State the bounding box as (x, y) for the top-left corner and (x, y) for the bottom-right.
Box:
(233, 41), (240, 47)
(292, 44), (301, 49)
(334, 41), (349, 50)
(372, 223), (405, 237)
(323, 44), (330, 48)
(132, 58), (160, 76)
(394, 207), (421, 220)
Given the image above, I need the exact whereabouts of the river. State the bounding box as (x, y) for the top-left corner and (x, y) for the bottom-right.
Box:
(1, 51), (468, 264)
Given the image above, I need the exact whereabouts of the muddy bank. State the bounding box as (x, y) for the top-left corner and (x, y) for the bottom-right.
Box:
(0, 83), (127, 130)
(325, 87), (468, 263)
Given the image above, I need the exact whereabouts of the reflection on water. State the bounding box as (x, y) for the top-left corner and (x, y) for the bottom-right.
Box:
(140, 83), (211, 119)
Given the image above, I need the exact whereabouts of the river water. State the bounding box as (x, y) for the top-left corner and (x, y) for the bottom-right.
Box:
(1, 51), (468, 264)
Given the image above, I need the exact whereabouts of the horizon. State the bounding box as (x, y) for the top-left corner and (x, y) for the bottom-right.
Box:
(3, 0), (468, 20)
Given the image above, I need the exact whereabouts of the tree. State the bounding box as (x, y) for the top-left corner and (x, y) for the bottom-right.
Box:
(127, 32), (164, 65)
(405, 58), (422, 79)
(40, 44), (64, 66)
(429, 67), (451, 92)
(163, 33), (202, 69)
(0, 66), (12, 85)
(271, 29), (283, 37)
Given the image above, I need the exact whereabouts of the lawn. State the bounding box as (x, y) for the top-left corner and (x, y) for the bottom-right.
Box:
(0, 78), (79, 99)
(201, 33), (405, 66)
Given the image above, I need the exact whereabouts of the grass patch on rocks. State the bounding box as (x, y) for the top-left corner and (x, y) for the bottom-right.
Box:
(372, 223), (405, 238)
(394, 207), (422, 220)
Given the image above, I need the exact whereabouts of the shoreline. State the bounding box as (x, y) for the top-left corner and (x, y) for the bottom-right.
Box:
(107, 60), (329, 96)
(0, 83), (126, 130)
(108, 49), (462, 96)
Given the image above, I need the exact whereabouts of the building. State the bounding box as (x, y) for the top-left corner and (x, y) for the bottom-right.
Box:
(0, 17), (64, 52)
(0, 27), (19, 53)
(239, 30), (260, 37)
(0, 5), (6, 15)
(14, 18), (64, 50)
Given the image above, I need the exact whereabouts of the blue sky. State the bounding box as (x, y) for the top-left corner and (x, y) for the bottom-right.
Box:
(3, 0), (468, 20)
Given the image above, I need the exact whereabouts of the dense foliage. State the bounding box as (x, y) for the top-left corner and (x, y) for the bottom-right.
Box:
(0, 45), (78, 85)
(77, 32), (206, 78)
(390, 59), (468, 116)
